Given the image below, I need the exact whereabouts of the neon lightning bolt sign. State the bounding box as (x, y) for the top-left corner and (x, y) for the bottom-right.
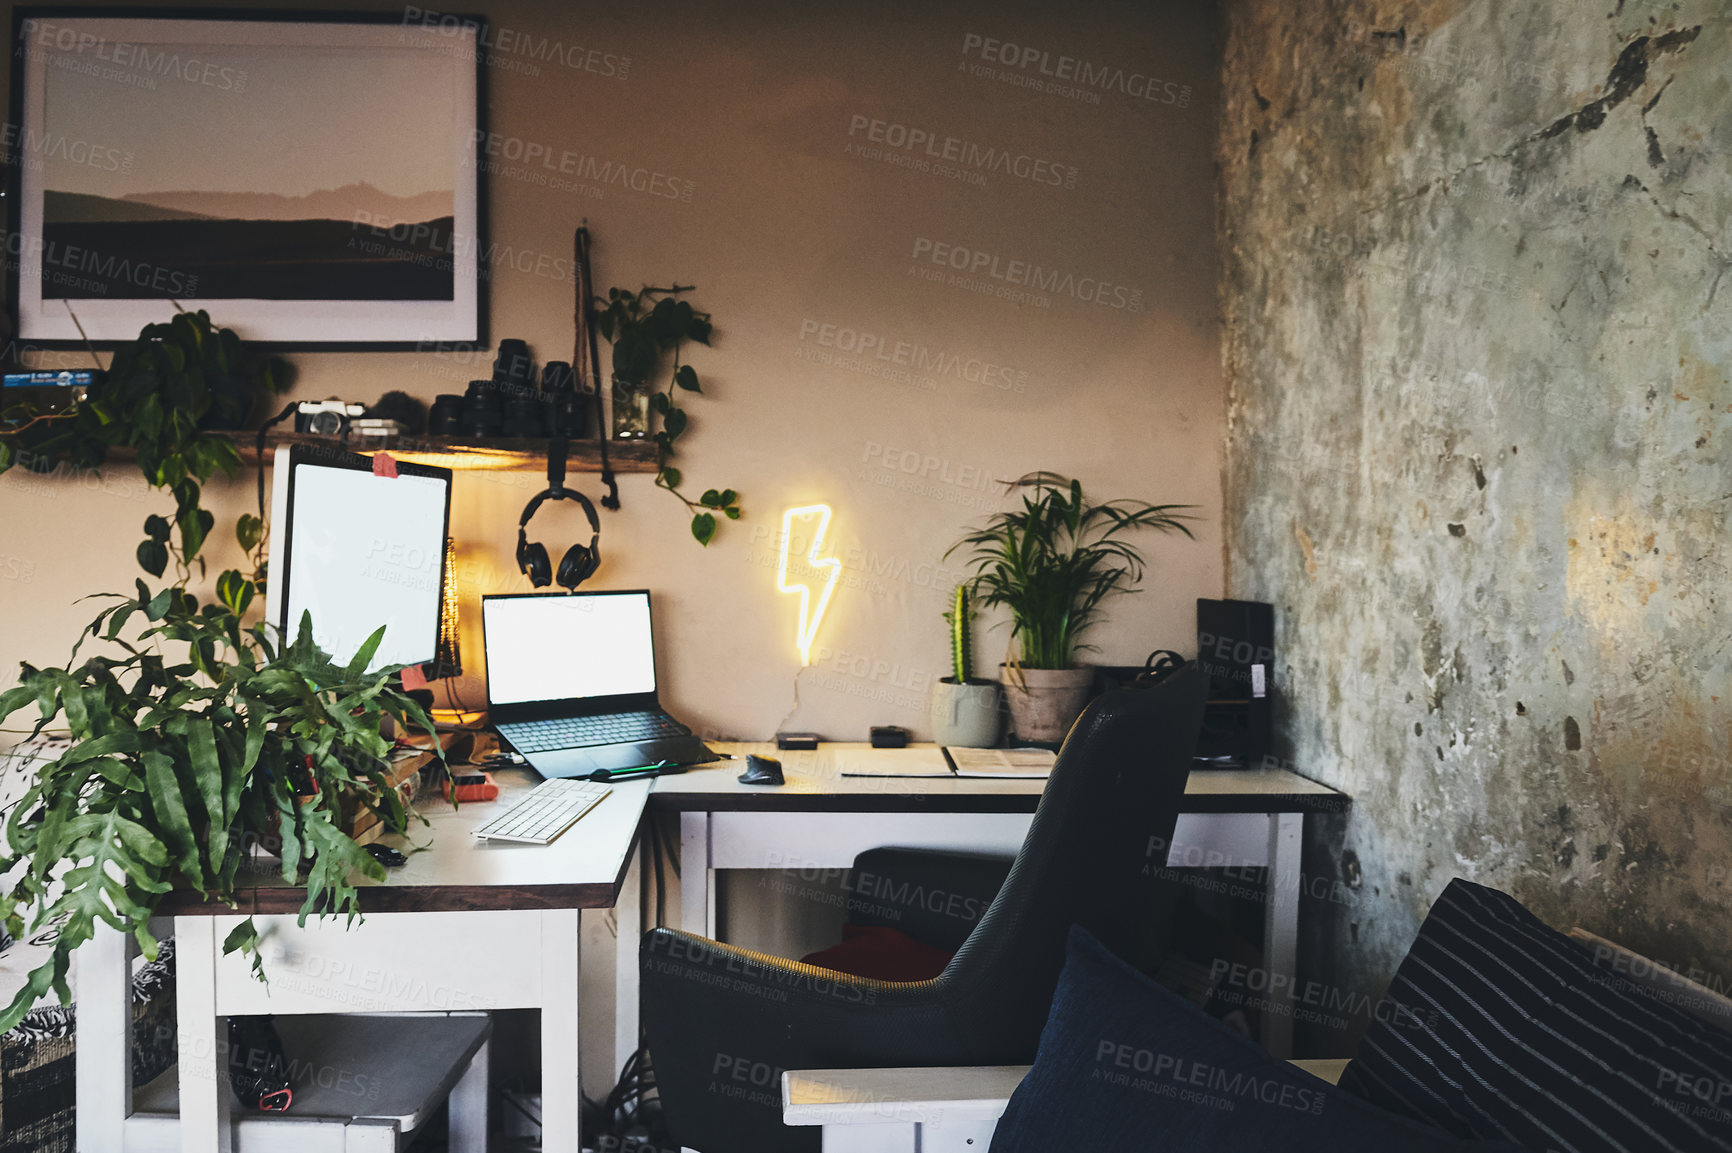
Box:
(776, 504), (841, 666)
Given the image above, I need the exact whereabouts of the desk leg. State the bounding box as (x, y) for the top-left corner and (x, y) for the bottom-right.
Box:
(542, 908), (582, 1152)
(680, 812), (714, 938)
(175, 916), (231, 1153)
(1262, 812), (1302, 1059)
(447, 1037), (489, 1153)
(615, 838), (643, 1079)
(75, 922), (131, 1152)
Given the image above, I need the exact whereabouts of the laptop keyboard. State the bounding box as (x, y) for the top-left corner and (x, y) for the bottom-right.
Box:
(504, 710), (688, 753)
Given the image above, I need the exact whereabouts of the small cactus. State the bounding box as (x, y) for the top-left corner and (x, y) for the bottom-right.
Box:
(948, 584), (973, 682)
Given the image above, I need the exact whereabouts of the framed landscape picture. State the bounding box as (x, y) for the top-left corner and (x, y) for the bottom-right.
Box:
(8, 10), (483, 347)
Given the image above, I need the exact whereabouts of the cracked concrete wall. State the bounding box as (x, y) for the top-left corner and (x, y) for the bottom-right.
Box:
(1218, 0), (1731, 1051)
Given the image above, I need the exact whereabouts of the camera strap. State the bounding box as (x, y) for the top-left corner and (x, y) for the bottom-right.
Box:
(575, 224), (619, 511)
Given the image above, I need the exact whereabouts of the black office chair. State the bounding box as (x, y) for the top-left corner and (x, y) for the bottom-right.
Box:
(639, 666), (1208, 1153)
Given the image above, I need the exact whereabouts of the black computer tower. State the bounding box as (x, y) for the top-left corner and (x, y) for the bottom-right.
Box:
(1195, 598), (1274, 768)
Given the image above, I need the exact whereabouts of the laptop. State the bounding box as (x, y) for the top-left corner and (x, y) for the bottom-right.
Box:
(481, 590), (717, 778)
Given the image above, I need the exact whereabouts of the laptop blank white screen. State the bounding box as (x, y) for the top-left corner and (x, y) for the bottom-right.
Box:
(484, 593), (657, 705)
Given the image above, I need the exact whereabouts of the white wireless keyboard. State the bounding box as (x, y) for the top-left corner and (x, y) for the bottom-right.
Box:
(472, 779), (612, 845)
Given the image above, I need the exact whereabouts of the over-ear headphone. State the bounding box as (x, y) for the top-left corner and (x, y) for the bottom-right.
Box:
(517, 485), (602, 591)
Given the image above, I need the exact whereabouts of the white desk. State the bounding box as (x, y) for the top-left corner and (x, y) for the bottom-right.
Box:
(76, 770), (652, 1153)
(618, 744), (1348, 1063)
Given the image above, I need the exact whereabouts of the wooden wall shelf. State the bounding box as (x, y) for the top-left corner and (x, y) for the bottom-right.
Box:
(111, 431), (658, 473)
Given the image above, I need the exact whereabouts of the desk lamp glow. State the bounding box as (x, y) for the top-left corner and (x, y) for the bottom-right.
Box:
(776, 504), (841, 666)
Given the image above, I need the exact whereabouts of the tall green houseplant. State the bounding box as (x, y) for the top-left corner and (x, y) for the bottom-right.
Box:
(0, 313), (439, 1032)
(945, 472), (1197, 742)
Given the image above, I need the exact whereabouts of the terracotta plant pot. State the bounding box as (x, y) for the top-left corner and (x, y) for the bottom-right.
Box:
(1001, 664), (1096, 745)
(930, 678), (1003, 747)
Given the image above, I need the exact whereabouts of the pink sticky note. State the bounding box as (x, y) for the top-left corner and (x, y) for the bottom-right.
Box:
(400, 664), (428, 690)
(372, 453), (399, 478)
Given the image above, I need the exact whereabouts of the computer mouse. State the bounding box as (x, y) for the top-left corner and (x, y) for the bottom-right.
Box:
(364, 843), (407, 868)
(738, 755), (785, 786)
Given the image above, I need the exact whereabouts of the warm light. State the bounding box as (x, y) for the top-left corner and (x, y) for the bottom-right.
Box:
(777, 504), (840, 666)
(387, 449), (528, 472)
(433, 536), (462, 680)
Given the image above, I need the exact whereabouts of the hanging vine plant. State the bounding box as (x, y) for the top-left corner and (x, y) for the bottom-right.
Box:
(594, 284), (742, 545)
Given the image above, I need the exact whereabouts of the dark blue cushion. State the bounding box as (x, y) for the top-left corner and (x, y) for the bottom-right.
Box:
(989, 925), (1520, 1153)
(1338, 879), (1732, 1152)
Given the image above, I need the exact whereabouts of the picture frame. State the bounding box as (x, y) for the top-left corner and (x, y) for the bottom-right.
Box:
(7, 8), (486, 349)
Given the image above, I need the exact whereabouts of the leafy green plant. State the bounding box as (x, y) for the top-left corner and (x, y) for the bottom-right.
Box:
(0, 310), (288, 587)
(0, 602), (437, 1032)
(594, 285), (742, 545)
(0, 311), (436, 1033)
(944, 472), (1198, 670)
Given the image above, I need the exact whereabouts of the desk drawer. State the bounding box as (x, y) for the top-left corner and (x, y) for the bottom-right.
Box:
(205, 910), (544, 1016)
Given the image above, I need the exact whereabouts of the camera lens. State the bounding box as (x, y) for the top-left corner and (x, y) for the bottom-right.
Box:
(428, 394), (465, 436)
(462, 379), (504, 438)
(493, 339), (535, 393)
(308, 410), (344, 437)
(502, 396), (547, 439)
(541, 361), (574, 395)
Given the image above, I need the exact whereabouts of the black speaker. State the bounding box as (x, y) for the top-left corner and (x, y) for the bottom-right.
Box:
(1195, 598), (1274, 769)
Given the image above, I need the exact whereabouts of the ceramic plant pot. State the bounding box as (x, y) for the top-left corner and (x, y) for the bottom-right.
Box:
(930, 678), (1003, 747)
(1001, 664), (1096, 745)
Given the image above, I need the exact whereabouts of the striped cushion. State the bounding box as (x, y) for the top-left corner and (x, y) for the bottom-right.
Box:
(1338, 879), (1732, 1152)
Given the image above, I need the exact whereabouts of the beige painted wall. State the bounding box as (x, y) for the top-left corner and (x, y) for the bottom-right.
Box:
(1, 0), (1222, 734)
(0, 0), (1222, 1091)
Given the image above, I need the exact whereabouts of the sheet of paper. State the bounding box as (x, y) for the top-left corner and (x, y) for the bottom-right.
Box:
(833, 747), (956, 777)
(945, 747), (1057, 778)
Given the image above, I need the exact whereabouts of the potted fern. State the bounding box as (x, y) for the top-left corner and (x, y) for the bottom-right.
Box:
(945, 472), (1197, 744)
(930, 584), (1002, 747)
(0, 313), (439, 1031)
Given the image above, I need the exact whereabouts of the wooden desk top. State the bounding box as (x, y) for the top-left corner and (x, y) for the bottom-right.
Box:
(158, 769), (651, 917)
(649, 743), (1350, 815)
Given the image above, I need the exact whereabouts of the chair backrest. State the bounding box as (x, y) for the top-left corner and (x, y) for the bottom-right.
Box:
(845, 847), (1016, 955)
(934, 664), (1208, 1059)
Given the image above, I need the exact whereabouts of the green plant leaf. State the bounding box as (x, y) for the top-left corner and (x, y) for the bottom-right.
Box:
(221, 918), (266, 983)
(724, 507), (741, 519)
(675, 365), (701, 392)
(143, 749), (204, 890)
(236, 514), (263, 552)
(186, 718), (230, 868)
(664, 408), (688, 438)
(0, 956), (66, 1034)
(699, 489), (721, 507)
(691, 512), (716, 546)
(136, 540), (169, 577)
(659, 466), (682, 490)
(144, 587), (175, 621)
(143, 515), (171, 542)
(346, 626), (387, 680)
(177, 507), (214, 564)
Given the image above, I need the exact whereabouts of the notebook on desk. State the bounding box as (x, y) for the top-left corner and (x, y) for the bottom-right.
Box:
(835, 746), (1056, 779)
(944, 747), (1055, 778)
(481, 590), (717, 779)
